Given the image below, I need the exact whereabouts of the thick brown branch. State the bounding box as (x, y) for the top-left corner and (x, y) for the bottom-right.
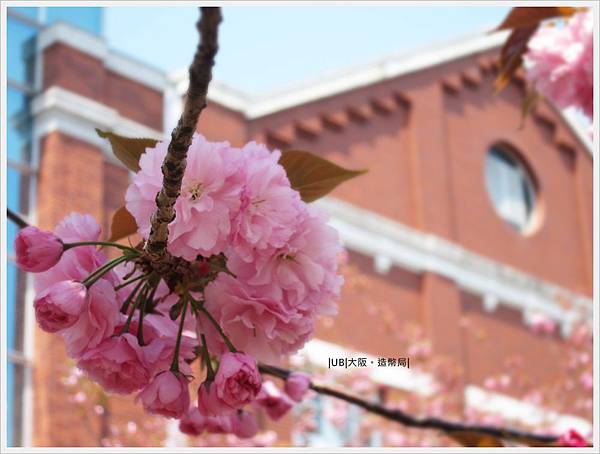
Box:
(145, 7), (222, 264)
(258, 363), (559, 445)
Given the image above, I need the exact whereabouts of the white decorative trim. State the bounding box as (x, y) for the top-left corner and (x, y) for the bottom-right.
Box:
(295, 339), (437, 396)
(37, 22), (166, 92)
(315, 197), (592, 334)
(31, 87), (163, 155)
(483, 294), (499, 313)
(374, 254), (393, 275)
(465, 385), (592, 435)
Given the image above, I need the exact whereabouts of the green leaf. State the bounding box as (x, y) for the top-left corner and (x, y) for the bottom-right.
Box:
(108, 206), (138, 242)
(95, 128), (158, 172)
(279, 150), (367, 203)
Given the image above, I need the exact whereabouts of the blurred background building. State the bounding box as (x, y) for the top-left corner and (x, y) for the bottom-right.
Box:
(5, 6), (593, 447)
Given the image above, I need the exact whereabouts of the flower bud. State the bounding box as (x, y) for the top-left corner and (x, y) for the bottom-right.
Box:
(15, 226), (63, 272)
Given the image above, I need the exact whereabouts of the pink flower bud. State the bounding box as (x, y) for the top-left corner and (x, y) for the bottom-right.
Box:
(255, 380), (294, 421)
(179, 407), (206, 436)
(138, 371), (190, 419)
(198, 352), (261, 416)
(15, 226), (63, 272)
(232, 410), (258, 439)
(33, 280), (87, 332)
(558, 428), (588, 447)
(284, 372), (311, 402)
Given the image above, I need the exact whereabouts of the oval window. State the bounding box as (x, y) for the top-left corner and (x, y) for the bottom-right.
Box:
(485, 145), (538, 233)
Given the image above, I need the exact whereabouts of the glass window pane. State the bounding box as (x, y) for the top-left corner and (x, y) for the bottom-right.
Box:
(8, 7), (40, 20)
(8, 87), (31, 163)
(45, 7), (103, 36)
(8, 221), (18, 255)
(7, 168), (30, 215)
(7, 262), (18, 351)
(7, 18), (37, 84)
(6, 361), (14, 446)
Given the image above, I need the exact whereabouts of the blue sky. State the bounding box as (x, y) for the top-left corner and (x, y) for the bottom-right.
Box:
(105, 6), (510, 94)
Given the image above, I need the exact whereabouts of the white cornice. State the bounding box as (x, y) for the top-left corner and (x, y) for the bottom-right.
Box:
(31, 86), (163, 161)
(37, 22), (166, 92)
(314, 197), (592, 336)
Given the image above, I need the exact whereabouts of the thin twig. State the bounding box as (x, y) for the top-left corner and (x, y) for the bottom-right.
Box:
(145, 7), (222, 264)
(7, 207), (29, 229)
(258, 363), (559, 445)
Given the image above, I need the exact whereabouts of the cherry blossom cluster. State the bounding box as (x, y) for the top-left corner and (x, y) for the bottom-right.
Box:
(15, 134), (340, 439)
(524, 10), (593, 120)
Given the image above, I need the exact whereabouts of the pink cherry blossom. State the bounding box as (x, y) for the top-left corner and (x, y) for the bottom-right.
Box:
(525, 11), (593, 119)
(125, 134), (244, 261)
(558, 428), (588, 447)
(15, 226), (63, 272)
(198, 352), (261, 416)
(77, 333), (150, 394)
(232, 411), (259, 439)
(138, 371), (190, 419)
(179, 407), (236, 436)
(33, 280), (87, 333)
(284, 372), (311, 402)
(201, 275), (316, 362)
(230, 142), (303, 261)
(61, 279), (120, 358)
(255, 380), (294, 421)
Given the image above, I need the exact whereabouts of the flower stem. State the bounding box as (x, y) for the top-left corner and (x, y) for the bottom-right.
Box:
(120, 283), (149, 336)
(170, 295), (189, 372)
(83, 255), (128, 288)
(120, 279), (145, 314)
(200, 333), (215, 380)
(200, 306), (237, 353)
(115, 273), (150, 291)
(64, 241), (139, 254)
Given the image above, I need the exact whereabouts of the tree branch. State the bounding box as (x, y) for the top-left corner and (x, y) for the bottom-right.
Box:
(258, 363), (559, 445)
(7, 208), (29, 229)
(144, 7), (222, 263)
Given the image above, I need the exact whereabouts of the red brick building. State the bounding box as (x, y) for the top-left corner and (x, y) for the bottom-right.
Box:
(8, 19), (593, 447)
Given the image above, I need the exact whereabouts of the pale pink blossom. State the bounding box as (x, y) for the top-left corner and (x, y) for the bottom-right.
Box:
(529, 313), (556, 335)
(201, 276), (316, 362)
(255, 380), (294, 421)
(15, 226), (63, 272)
(33, 280), (87, 333)
(138, 371), (190, 419)
(198, 352), (261, 416)
(230, 142), (303, 261)
(77, 333), (150, 394)
(61, 279), (120, 358)
(125, 134), (243, 261)
(579, 371), (593, 391)
(179, 407), (235, 436)
(232, 410), (259, 439)
(284, 372), (311, 402)
(525, 11), (593, 119)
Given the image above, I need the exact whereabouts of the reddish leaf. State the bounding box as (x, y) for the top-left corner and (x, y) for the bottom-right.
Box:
(279, 150), (367, 203)
(96, 129), (158, 172)
(108, 206), (138, 242)
(495, 7), (577, 31)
